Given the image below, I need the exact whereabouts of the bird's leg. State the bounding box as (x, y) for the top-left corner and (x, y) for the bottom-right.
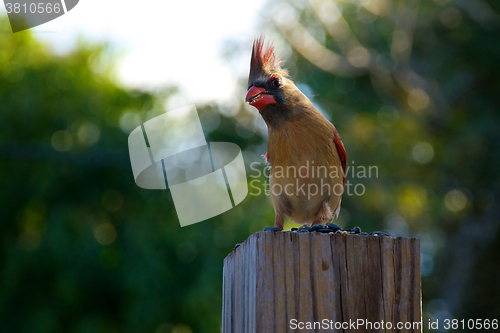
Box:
(274, 212), (284, 228)
(312, 216), (322, 226)
(263, 213), (284, 232)
(312, 201), (333, 226)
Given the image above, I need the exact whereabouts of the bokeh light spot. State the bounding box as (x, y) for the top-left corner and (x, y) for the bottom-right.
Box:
(156, 323), (173, 333)
(172, 324), (193, 333)
(398, 185), (428, 218)
(408, 89), (430, 111)
(376, 53), (397, 73)
(2, 61), (24, 82)
(384, 214), (409, 237)
(391, 30), (410, 53)
(119, 111), (141, 133)
(346, 46), (371, 68)
(413, 142), (434, 164)
(444, 189), (467, 212)
(94, 223), (117, 245)
(77, 122), (101, 146)
(51, 130), (73, 152)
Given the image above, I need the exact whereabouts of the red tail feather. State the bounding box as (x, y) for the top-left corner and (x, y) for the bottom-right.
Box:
(334, 130), (347, 187)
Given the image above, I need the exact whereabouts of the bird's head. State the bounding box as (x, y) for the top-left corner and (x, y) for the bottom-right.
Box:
(246, 36), (310, 128)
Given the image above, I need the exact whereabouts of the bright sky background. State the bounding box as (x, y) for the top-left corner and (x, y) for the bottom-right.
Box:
(0, 0), (268, 104)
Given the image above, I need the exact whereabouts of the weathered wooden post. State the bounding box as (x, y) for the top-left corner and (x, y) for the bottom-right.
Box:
(222, 231), (421, 332)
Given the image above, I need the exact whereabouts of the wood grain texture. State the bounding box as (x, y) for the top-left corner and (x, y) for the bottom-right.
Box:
(222, 231), (422, 333)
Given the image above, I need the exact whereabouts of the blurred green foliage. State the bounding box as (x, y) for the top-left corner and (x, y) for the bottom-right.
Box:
(1, 0), (500, 331)
(0, 17), (270, 333)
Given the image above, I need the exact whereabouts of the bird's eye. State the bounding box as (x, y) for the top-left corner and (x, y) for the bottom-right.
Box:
(269, 75), (281, 87)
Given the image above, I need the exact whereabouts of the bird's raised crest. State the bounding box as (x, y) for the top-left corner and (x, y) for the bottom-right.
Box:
(249, 35), (287, 83)
(251, 36), (281, 71)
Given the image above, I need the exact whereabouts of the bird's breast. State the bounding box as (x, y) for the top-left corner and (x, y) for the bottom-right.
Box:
(267, 122), (343, 197)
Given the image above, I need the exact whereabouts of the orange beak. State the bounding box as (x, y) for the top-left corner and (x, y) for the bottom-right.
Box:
(246, 86), (276, 111)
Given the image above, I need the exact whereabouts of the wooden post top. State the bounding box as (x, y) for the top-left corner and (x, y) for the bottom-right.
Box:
(222, 230), (422, 333)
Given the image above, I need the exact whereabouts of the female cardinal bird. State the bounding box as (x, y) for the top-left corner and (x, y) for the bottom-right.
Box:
(246, 37), (347, 229)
